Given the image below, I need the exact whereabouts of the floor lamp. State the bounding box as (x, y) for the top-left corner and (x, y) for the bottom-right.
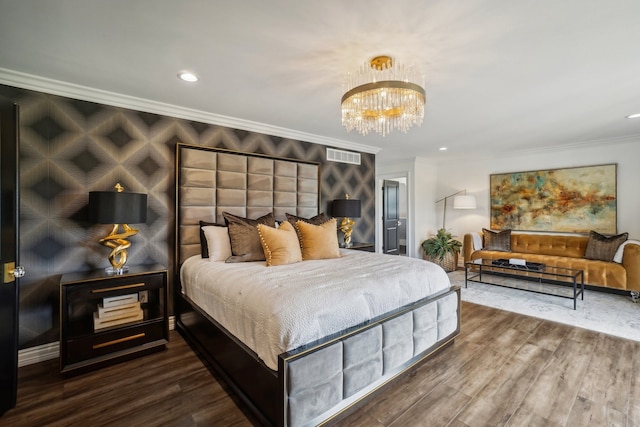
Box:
(436, 190), (476, 230)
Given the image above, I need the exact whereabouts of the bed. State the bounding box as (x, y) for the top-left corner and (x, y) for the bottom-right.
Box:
(175, 143), (461, 426)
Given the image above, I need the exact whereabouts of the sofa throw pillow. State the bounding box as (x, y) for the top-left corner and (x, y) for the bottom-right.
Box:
(199, 220), (226, 258)
(584, 230), (628, 262)
(257, 221), (302, 266)
(482, 228), (511, 251)
(223, 212), (276, 262)
(297, 218), (341, 260)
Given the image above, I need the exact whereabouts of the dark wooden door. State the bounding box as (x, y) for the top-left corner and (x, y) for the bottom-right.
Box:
(383, 179), (399, 255)
(0, 96), (20, 416)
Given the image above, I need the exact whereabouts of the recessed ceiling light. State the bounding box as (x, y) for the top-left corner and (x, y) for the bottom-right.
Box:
(626, 113), (640, 119)
(439, 147), (447, 151)
(178, 71), (198, 82)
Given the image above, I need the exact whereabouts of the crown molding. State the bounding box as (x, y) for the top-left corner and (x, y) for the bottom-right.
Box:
(0, 68), (380, 155)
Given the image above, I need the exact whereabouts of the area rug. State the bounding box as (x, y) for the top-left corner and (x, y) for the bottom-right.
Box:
(448, 270), (640, 342)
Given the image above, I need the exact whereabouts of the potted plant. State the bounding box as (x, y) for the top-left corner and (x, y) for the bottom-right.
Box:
(421, 228), (462, 272)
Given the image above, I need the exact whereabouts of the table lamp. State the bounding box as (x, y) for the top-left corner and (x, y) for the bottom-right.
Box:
(332, 194), (361, 248)
(89, 183), (147, 274)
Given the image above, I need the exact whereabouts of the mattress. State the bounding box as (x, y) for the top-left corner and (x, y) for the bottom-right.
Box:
(180, 249), (451, 370)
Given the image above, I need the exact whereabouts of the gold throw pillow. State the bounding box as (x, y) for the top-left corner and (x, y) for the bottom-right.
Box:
(257, 221), (302, 266)
(297, 218), (341, 260)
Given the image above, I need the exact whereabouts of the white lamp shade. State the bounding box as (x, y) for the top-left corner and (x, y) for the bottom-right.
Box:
(453, 194), (476, 209)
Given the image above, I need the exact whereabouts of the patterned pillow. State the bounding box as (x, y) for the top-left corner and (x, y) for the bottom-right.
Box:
(482, 228), (512, 251)
(222, 212), (276, 262)
(584, 230), (628, 262)
(257, 221), (302, 266)
(297, 218), (341, 260)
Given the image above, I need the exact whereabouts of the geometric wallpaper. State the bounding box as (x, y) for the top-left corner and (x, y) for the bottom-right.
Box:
(0, 84), (375, 349)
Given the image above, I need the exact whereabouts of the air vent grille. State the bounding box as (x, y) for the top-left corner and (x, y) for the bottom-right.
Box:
(326, 148), (361, 165)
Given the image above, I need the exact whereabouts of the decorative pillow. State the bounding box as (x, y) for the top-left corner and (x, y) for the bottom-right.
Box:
(297, 218), (341, 260)
(202, 226), (232, 262)
(222, 212), (276, 263)
(482, 228), (511, 251)
(584, 230), (628, 262)
(257, 221), (302, 266)
(285, 212), (329, 227)
(285, 212), (330, 242)
(199, 220), (226, 258)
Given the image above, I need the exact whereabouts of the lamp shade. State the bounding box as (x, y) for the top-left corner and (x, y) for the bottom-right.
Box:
(332, 198), (361, 218)
(89, 191), (147, 224)
(453, 195), (476, 210)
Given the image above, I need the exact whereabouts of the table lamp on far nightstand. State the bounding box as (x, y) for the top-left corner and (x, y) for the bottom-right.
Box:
(89, 183), (147, 275)
(332, 194), (361, 248)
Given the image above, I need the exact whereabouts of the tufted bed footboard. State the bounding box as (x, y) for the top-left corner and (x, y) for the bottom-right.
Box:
(281, 287), (460, 426)
(177, 284), (460, 426)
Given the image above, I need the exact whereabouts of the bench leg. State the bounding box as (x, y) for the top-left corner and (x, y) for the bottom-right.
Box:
(631, 291), (639, 303)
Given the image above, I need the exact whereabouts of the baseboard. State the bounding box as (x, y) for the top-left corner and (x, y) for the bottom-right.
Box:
(18, 315), (176, 367)
(18, 341), (60, 367)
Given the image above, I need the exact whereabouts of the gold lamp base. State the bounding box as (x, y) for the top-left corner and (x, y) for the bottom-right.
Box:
(100, 223), (138, 275)
(339, 217), (355, 248)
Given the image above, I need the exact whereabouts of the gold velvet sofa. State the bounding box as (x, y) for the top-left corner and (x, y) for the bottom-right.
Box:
(463, 232), (640, 298)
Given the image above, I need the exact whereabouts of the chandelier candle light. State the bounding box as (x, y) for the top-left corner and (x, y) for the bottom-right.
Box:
(341, 56), (426, 136)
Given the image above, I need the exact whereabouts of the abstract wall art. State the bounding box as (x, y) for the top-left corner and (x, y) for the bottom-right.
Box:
(490, 164), (617, 233)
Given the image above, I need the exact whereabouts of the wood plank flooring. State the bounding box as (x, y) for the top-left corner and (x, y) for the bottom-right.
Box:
(3, 301), (639, 426)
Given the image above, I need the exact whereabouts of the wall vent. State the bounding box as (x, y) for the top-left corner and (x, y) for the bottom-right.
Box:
(326, 148), (361, 165)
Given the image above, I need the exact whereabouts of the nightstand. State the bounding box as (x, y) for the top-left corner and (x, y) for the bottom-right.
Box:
(348, 242), (375, 252)
(60, 264), (168, 375)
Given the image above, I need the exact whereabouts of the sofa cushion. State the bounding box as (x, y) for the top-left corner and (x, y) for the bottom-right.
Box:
(483, 228), (511, 251)
(585, 230), (628, 262)
(510, 233), (588, 258)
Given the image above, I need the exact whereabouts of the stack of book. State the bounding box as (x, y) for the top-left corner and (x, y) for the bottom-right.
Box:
(93, 293), (143, 331)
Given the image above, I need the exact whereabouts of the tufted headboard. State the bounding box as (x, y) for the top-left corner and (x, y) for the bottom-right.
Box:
(176, 143), (320, 265)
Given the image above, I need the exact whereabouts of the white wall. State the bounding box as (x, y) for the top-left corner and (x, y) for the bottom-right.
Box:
(378, 137), (640, 259)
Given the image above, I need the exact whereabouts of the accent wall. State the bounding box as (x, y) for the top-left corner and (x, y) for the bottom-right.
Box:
(0, 84), (376, 349)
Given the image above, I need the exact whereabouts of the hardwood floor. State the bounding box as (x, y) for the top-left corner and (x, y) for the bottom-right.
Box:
(3, 301), (639, 426)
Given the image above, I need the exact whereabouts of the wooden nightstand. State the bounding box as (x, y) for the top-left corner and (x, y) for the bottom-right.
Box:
(348, 242), (375, 252)
(60, 264), (168, 375)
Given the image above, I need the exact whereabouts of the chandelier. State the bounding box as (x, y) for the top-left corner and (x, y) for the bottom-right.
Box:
(341, 56), (425, 137)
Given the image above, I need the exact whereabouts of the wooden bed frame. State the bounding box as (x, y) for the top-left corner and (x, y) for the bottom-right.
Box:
(174, 143), (461, 426)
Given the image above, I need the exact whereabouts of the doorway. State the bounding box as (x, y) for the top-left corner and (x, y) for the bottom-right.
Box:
(378, 174), (409, 256)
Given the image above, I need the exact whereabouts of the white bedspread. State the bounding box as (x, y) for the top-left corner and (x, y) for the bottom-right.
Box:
(180, 249), (451, 370)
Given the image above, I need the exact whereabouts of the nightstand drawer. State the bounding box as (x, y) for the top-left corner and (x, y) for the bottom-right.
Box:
(65, 320), (166, 365)
(64, 272), (164, 303)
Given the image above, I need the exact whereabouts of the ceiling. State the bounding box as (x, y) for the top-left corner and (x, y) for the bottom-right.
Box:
(1, 0), (640, 162)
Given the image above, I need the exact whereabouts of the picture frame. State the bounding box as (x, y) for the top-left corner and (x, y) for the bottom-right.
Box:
(489, 164), (617, 233)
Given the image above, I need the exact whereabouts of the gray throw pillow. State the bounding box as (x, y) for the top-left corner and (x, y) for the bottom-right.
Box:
(483, 228), (511, 251)
(223, 212), (276, 262)
(584, 230), (628, 262)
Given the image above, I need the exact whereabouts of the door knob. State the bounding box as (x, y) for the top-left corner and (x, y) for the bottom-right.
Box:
(13, 265), (25, 278)
(3, 262), (25, 283)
